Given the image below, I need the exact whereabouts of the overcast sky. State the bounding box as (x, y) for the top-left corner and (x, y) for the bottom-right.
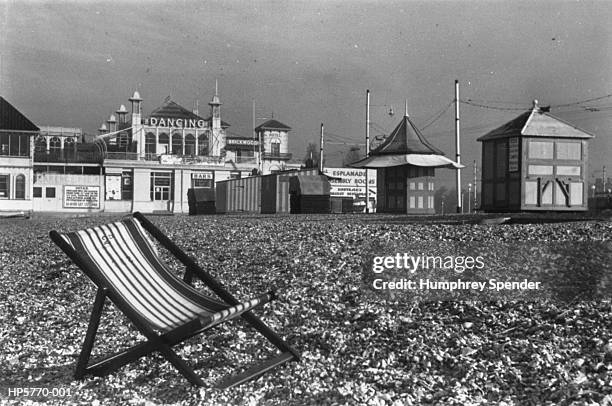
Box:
(2, 0), (611, 186)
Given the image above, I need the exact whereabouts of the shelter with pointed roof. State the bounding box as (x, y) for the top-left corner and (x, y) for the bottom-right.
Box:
(0, 97), (39, 212)
(477, 100), (593, 212)
(351, 103), (461, 214)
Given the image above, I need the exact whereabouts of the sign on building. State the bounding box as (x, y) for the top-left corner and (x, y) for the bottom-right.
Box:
(105, 175), (122, 200)
(322, 167), (377, 199)
(508, 137), (519, 172)
(64, 186), (100, 209)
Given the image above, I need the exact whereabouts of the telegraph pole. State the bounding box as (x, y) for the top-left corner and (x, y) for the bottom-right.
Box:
(455, 80), (462, 213)
(365, 89), (371, 213)
(473, 160), (477, 211)
(319, 123), (324, 173)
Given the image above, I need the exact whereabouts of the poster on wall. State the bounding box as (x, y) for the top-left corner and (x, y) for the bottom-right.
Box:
(105, 175), (122, 200)
(63, 186), (100, 209)
(508, 137), (519, 172)
(322, 167), (377, 198)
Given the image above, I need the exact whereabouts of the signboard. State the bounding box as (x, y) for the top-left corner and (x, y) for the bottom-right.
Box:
(105, 175), (122, 200)
(509, 137), (519, 172)
(226, 138), (259, 147)
(192, 171), (214, 180)
(146, 117), (207, 129)
(64, 186), (100, 209)
(322, 167), (377, 198)
(160, 154), (183, 165)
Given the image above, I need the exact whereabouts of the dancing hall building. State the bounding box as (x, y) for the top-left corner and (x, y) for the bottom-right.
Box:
(0, 89), (301, 214)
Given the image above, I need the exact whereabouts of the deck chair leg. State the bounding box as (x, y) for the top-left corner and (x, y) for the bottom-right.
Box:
(75, 288), (106, 379)
(157, 345), (204, 386)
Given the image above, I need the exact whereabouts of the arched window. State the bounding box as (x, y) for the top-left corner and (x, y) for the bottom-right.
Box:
(270, 140), (280, 157)
(15, 174), (25, 199)
(35, 136), (47, 153)
(145, 132), (156, 154)
(158, 133), (169, 154)
(64, 137), (75, 152)
(198, 132), (209, 156)
(49, 137), (61, 152)
(172, 132), (183, 155)
(185, 134), (195, 156)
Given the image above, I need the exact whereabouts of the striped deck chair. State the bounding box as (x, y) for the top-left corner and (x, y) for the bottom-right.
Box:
(49, 212), (299, 388)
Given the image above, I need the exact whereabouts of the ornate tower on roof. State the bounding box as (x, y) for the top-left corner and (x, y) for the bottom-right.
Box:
(208, 80), (224, 157)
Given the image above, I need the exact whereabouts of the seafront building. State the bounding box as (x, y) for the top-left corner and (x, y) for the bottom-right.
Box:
(0, 89), (301, 214)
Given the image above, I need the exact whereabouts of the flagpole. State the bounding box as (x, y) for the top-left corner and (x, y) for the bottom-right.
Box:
(455, 80), (462, 214)
(365, 89), (371, 214)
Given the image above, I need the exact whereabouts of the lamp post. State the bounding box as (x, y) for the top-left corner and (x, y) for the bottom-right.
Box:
(468, 183), (472, 213)
(591, 184), (596, 198)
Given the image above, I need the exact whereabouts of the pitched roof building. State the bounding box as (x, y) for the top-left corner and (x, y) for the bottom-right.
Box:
(477, 100), (593, 212)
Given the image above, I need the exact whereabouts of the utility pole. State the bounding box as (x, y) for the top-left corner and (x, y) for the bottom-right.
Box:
(365, 89), (371, 214)
(319, 123), (324, 173)
(604, 165), (607, 193)
(473, 159), (477, 211)
(455, 80), (462, 214)
(253, 99), (260, 173)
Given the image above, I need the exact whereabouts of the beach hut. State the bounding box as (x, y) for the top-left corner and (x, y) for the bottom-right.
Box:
(477, 101), (593, 212)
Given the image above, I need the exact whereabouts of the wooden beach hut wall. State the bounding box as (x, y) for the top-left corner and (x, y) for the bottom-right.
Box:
(477, 101), (593, 212)
(351, 106), (462, 214)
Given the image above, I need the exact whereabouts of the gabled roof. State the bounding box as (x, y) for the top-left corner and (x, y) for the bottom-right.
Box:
(255, 119), (291, 131)
(370, 114), (443, 156)
(0, 97), (39, 132)
(477, 108), (594, 141)
(150, 100), (206, 121)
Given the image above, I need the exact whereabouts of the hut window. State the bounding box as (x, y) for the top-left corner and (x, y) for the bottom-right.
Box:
(556, 142), (581, 160)
(570, 183), (583, 205)
(556, 166), (581, 176)
(524, 181), (537, 205)
(528, 141), (553, 160)
(528, 165), (554, 176)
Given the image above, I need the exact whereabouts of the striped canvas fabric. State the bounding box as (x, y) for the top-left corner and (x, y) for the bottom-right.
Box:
(61, 218), (228, 332)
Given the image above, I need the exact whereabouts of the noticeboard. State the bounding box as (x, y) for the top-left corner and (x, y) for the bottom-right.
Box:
(508, 137), (519, 172)
(63, 185), (100, 209)
(322, 167), (377, 198)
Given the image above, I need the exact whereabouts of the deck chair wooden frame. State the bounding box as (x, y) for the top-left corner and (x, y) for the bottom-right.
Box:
(49, 212), (299, 389)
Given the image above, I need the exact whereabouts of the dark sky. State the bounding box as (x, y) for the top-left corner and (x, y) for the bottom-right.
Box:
(2, 0), (611, 186)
